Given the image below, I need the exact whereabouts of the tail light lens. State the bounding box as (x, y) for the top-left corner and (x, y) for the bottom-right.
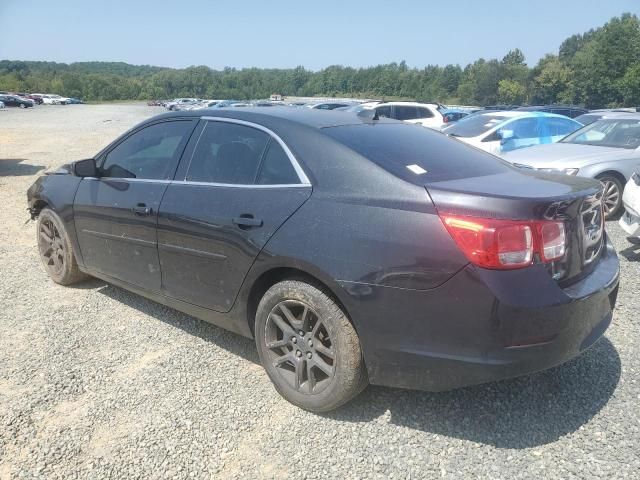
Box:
(441, 214), (566, 270)
(538, 222), (566, 262)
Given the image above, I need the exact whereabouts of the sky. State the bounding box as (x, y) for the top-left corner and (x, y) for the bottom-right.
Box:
(0, 0), (638, 71)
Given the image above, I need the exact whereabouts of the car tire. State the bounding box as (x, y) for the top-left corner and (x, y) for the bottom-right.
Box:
(19, 103), (26, 109)
(596, 174), (624, 219)
(255, 280), (368, 412)
(37, 208), (89, 285)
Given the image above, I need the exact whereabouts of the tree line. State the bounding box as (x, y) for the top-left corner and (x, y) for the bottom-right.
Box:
(1, 13), (639, 108)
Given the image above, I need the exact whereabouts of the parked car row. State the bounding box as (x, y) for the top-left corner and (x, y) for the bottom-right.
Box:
(0, 91), (84, 107)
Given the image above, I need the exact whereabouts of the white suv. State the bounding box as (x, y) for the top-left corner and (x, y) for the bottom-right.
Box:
(36, 94), (69, 105)
(358, 101), (446, 129)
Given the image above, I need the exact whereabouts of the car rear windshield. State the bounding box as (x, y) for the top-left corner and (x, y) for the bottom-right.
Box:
(442, 114), (510, 138)
(323, 123), (511, 183)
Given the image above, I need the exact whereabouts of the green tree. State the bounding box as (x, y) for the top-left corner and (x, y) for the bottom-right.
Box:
(498, 79), (527, 104)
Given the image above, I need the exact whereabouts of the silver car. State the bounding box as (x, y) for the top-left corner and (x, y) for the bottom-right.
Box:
(504, 113), (640, 218)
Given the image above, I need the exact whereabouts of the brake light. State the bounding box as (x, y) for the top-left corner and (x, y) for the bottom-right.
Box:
(440, 214), (566, 270)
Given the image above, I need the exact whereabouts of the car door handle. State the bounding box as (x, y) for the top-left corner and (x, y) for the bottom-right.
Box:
(132, 204), (152, 216)
(233, 214), (263, 229)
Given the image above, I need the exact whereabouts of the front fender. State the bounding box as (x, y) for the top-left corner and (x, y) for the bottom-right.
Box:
(27, 173), (84, 265)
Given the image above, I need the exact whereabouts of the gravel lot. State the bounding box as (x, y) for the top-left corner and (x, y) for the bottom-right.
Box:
(1, 104), (639, 479)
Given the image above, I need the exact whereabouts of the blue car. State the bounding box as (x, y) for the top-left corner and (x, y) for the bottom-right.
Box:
(442, 111), (583, 156)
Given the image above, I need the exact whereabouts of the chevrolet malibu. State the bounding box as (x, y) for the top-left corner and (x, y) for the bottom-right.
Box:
(27, 108), (619, 412)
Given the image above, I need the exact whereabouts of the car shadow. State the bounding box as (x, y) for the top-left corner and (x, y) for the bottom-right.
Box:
(93, 281), (620, 449)
(326, 337), (620, 448)
(0, 159), (45, 176)
(619, 243), (640, 262)
(95, 281), (260, 365)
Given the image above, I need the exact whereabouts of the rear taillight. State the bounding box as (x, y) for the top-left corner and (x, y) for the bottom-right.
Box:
(440, 214), (566, 270)
(537, 222), (566, 262)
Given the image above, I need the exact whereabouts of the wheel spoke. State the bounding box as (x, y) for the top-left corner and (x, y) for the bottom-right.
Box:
(39, 230), (52, 243)
(313, 355), (334, 376)
(306, 361), (316, 393)
(42, 246), (53, 258)
(311, 318), (322, 337)
(266, 338), (289, 349)
(300, 306), (311, 331)
(273, 352), (293, 367)
(314, 342), (335, 360)
(294, 359), (304, 390)
(270, 313), (295, 337)
(280, 303), (303, 330)
(41, 222), (52, 238)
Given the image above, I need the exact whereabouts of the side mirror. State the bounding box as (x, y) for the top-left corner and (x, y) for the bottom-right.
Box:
(73, 158), (98, 177)
(499, 129), (514, 144)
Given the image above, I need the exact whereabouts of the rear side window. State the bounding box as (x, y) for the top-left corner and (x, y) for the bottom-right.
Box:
(394, 106), (419, 120)
(186, 121), (270, 184)
(256, 142), (300, 185)
(417, 107), (434, 118)
(324, 123), (510, 183)
(102, 121), (194, 180)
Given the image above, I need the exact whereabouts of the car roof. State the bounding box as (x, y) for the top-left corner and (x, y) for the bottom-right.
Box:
(472, 111), (574, 120)
(599, 112), (640, 120)
(515, 105), (585, 111)
(149, 106), (397, 129)
(374, 101), (439, 108)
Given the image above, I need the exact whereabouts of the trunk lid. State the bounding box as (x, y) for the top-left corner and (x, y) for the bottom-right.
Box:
(426, 169), (605, 284)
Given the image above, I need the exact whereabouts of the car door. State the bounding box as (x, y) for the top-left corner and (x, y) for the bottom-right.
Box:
(73, 119), (197, 291)
(157, 118), (312, 312)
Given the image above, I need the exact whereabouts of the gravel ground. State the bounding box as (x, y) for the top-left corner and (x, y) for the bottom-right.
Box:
(0, 104), (639, 479)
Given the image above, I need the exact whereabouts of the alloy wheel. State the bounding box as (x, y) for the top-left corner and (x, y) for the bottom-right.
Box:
(264, 300), (336, 394)
(39, 218), (65, 276)
(601, 179), (621, 217)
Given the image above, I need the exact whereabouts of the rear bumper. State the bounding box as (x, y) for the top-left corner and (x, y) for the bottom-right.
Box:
(342, 238), (619, 391)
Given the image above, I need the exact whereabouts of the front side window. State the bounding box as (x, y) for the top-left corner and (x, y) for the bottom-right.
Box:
(101, 121), (194, 179)
(375, 105), (392, 118)
(186, 121), (270, 184)
(509, 117), (541, 139)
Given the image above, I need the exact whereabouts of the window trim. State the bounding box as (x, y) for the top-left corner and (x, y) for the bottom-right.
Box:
(193, 116), (312, 186)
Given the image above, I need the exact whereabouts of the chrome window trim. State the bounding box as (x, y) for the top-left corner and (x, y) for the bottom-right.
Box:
(198, 116), (311, 185)
(82, 177), (310, 189)
(84, 177), (173, 184)
(171, 180), (310, 189)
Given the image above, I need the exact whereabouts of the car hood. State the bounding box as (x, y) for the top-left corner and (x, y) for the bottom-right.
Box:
(503, 143), (636, 167)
